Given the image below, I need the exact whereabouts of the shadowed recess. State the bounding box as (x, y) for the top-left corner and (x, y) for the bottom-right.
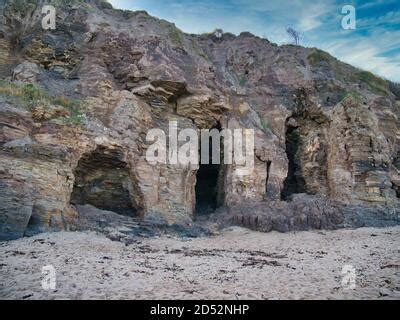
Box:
(71, 146), (140, 217)
(195, 124), (224, 215)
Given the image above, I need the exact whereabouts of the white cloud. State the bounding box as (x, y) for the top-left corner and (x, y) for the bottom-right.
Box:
(324, 29), (400, 82)
(108, 0), (400, 82)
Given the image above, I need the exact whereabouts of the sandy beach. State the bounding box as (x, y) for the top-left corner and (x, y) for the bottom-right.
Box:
(0, 226), (399, 300)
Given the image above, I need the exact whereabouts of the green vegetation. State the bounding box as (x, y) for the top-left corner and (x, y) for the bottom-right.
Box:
(0, 80), (46, 104)
(98, 0), (113, 9)
(239, 77), (247, 87)
(190, 39), (209, 61)
(52, 96), (85, 125)
(256, 111), (268, 131)
(169, 27), (184, 46)
(232, 70), (247, 88)
(339, 90), (364, 103)
(307, 49), (334, 66)
(307, 48), (389, 96)
(0, 80), (84, 125)
(260, 117), (269, 131)
(63, 109), (85, 125)
(98, 21), (111, 28)
(224, 32), (235, 37)
(355, 70), (389, 96)
(199, 31), (212, 37)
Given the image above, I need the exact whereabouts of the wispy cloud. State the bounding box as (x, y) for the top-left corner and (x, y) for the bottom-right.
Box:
(108, 0), (400, 82)
(324, 29), (400, 81)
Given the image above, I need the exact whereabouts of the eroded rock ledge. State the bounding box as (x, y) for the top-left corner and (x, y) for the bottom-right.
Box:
(0, 0), (399, 240)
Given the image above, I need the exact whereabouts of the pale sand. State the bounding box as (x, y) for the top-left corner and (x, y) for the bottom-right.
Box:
(0, 226), (399, 300)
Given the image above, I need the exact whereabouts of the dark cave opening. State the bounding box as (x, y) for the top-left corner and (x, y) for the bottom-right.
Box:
(265, 160), (272, 194)
(24, 214), (37, 236)
(394, 156), (400, 198)
(70, 147), (140, 217)
(195, 163), (220, 215)
(195, 124), (224, 215)
(281, 120), (306, 200)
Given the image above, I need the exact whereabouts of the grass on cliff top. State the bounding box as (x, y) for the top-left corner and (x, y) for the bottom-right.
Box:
(307, 49), (336, 67)
(0, 80), (84, 125)
(169, 27), (184, 46)
(354, 70), (390, 96)
(308, 49), (390, 96)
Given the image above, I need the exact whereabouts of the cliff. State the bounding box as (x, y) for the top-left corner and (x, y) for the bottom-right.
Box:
(0, 0), (399, 240)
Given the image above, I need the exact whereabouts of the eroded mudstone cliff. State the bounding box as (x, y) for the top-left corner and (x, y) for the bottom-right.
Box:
(0, 0), (399, 240)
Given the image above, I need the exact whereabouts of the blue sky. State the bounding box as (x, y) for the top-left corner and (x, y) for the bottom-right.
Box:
(109, 0), (400, 82)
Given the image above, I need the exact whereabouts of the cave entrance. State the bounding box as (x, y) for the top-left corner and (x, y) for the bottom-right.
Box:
(281, 119), (306, 200)
(195, 124), (224, 215)
(71, 146), (140, 217)
(195, 163), (220, 215)
(393, 155), (400, 198)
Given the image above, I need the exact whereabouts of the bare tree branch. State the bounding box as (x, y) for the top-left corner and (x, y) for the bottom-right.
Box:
(286, 27), (300, 45)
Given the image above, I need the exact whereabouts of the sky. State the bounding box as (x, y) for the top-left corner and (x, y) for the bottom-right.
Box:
(108, 0), (400, 82)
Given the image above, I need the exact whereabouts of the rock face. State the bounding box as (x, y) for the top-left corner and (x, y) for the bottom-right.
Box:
(0, 0), (399, 240)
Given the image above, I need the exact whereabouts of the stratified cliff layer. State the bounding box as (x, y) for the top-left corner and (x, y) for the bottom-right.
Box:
(0, 0), (399, 240)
